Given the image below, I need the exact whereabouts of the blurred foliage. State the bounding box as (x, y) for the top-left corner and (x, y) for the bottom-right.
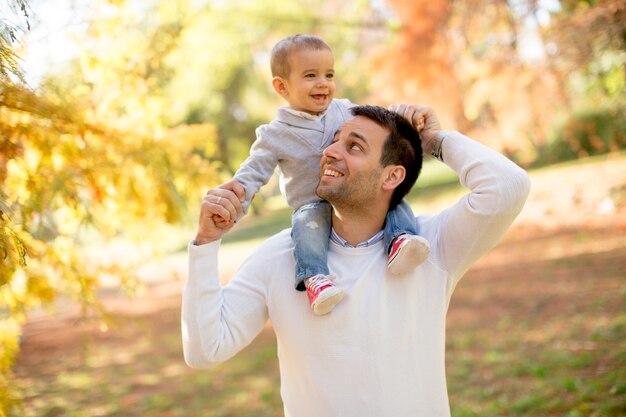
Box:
(0, 1), (219, 414)
(159, 0), (377, 174)
(0, 80), (218, 414)
(536, 103), (626, 165)
(371, 0), (625, 165)
(0, 0), (28, 82)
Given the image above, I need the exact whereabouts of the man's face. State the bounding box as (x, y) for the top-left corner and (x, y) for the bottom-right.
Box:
(316, 116), (388, 210)
(280, 48), (335, 115)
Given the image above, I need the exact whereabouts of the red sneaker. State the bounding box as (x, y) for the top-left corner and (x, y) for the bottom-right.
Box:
(388, 234), (430, 276)
(305, 274), (344, 316)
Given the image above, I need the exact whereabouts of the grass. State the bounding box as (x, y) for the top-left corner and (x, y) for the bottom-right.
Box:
(444, 242), (626, 417)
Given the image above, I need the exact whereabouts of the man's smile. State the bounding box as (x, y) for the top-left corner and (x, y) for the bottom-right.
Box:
(321, 162), (345, 180)
(323, 167), (344, 177)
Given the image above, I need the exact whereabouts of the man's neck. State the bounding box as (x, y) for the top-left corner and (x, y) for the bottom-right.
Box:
(331, 206), (387, 248)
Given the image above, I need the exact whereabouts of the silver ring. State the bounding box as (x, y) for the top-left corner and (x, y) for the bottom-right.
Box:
(216, 196), (222, 204)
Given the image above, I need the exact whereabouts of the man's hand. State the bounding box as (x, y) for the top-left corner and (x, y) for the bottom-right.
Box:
(194, 179), (246, 245)
(388, 104), (443, 156)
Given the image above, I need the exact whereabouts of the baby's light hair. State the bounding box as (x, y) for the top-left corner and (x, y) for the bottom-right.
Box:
(270, 34), (332, 78)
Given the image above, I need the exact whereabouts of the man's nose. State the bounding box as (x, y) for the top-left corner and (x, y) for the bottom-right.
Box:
(322, 141), (341, 159)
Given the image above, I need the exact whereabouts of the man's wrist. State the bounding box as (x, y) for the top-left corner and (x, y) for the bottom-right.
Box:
(193, 234), (217, 246)
(431, 130), (448, 162)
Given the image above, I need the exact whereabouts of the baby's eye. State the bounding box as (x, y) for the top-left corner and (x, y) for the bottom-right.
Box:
(305, 73), (315, 78)
(326, 73), (334, 79)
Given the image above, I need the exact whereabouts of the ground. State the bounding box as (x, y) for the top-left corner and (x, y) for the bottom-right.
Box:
(13, 154), (626, 417)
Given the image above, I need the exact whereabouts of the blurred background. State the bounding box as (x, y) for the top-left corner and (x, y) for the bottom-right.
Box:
(1, 0), (624, 416)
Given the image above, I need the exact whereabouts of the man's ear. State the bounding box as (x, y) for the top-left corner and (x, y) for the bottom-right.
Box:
(382, 165), (406, 191)
(272, 76), (288, 97)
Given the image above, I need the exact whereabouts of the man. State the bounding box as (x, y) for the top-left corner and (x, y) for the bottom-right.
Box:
(182, 105), (530, 416)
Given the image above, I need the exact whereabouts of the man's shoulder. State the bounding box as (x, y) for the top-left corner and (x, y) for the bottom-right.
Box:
(249, 228), (294, 256)
(264, 228), (292, 245)
(235, 229), (294, 280)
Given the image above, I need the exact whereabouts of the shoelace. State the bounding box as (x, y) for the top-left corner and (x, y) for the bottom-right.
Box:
(308, 276), (332, 292)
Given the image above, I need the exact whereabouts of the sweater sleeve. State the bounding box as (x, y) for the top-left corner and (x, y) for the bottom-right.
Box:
(234, 126), (280, 214)
(421, 132), (531, 295)
(181, 240), (269, 368)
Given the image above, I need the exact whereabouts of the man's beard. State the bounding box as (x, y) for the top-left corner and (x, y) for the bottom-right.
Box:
(316, 167), (382, 212)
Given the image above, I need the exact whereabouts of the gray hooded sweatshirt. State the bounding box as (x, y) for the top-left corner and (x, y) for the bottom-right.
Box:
(234, 98), (355, 212)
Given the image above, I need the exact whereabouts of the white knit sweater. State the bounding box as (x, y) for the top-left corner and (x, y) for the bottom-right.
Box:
(182, 132), (531, 417)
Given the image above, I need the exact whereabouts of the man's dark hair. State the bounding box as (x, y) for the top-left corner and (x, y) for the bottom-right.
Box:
(270, 34), (331, 78)
(350, 105), (423, 210)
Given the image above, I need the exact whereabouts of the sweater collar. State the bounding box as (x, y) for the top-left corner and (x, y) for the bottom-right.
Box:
(330, 228), (384, 248)
(282, 106), (328, 121)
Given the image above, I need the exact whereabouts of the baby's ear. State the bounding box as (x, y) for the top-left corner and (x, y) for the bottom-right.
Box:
(272, 77), (288, 96)
(382, 165), (406, 191)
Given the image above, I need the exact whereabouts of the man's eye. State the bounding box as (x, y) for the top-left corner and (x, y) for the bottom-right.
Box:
(350, 143), (361, 151)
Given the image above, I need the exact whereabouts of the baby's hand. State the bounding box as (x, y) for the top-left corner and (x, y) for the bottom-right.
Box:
(219, 178), (246, 222)
(389, 104), (442, 156)
(389, 103), (426, 131)
(212, 213), (233, 226)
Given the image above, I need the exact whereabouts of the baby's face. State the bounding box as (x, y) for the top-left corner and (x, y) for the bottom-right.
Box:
(281, 48), (335, 115)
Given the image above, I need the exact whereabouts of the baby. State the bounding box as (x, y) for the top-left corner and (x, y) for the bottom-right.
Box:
(226, 34), (429, 315)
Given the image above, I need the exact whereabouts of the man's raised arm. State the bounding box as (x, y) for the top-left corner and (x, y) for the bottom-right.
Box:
(391, 105), (531, 287)
(182, 180), (268, 368)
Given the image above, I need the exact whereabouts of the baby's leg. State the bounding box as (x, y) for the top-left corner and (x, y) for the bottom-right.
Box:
(384, 200), (430, 276)
(291, 201), (343, 315)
